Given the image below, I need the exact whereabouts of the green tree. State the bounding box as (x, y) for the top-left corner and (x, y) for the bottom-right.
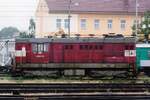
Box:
(19, 31), (34, 38)
(0, 27), (19, 38)
(132, 11), (150, 42)
(29, 18), (36, 38)
(140, 11), (150, 42)
(19, 31), (28, 38)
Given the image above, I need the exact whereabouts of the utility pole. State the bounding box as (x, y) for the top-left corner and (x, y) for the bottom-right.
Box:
(68, 0), (71, 38)
(135, 0), (138, 36)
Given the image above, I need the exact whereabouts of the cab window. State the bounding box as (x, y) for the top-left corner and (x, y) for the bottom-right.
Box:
(32, 43), (48, 53)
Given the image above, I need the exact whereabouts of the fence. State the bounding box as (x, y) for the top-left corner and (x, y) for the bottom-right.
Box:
(0, 39), (15, 67)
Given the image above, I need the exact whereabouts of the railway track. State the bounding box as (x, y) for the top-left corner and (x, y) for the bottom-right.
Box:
(0, 83), (149, 93)
(1, 94), (150, 100)
(0, 83), (150, 99)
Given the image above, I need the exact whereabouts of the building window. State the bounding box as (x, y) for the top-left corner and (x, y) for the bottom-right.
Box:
(94, 19), (100, 30)
(108, 20), (113, 29)
(133, 20), (139, 25)
(133, 20), (140, 27)
(81, 19), (86, 30)
(56, 19), (61, 28)
(64, 19), (69, 29)
(120, 20), (126, 30)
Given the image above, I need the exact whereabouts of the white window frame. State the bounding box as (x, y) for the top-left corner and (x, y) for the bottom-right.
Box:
(64, 19), (69, 29)
(81, 19), (86, 30)
(108, 19), (113, 29)
(120, 20), (126, 30)
(56, 19), (62, 29)
(94, 19), (100, 30)
(133, 19), (140, 27)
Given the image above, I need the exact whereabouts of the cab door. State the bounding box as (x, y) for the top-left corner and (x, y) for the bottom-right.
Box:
(31, 43), (49, 63)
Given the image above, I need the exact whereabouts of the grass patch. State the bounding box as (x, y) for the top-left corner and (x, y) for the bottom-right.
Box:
(0, 74), (150, 84)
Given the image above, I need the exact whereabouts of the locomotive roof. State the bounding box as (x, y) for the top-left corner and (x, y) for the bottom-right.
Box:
(16, 37), (136, 43)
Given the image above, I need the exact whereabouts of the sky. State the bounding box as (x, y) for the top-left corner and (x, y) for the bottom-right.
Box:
(0, 0), (39, 31)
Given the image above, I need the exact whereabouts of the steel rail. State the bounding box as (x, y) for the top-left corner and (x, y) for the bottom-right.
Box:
(0, 94), (150, 100)
(0, 83), (149, 94)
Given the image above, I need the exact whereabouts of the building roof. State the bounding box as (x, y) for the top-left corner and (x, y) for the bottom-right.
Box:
(45, 0), (150, 14)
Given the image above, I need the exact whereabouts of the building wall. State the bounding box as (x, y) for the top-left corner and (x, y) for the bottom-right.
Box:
(36, 14), (78, 38)
(35, 0), (78, 38)
(78, 14), (142, 36)
(35, 0), (49, 38)
(35, 0), (142, 38)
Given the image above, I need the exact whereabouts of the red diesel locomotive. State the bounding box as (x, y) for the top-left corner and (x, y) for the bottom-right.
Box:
(14, 36), (136, 77)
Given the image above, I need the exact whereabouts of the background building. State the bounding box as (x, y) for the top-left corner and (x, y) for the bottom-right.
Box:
(35, 0), (150, 38)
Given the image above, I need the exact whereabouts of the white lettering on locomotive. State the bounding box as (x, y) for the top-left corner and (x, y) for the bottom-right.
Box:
(124, 50), (136, 57)
(15, 47), (26, 57)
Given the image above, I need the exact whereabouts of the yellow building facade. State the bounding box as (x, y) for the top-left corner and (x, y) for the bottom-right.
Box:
(35, 0), (149, 38)
(78, 14), (141, 36)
